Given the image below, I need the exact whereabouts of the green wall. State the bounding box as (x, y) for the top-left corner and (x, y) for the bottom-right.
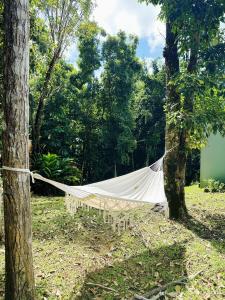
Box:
(200, 133), (225, 187)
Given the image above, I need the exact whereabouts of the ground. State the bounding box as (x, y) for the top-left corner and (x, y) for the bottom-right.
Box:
(0, 186), (224, 299)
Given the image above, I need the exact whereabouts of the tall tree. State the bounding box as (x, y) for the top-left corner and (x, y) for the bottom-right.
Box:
(133, 62), (165, 168)
(31, 0), (92, 154)
(73, 22), (102, 182)
(101, 32), (140, 176)
(40, 23), (102, 183)
(163, 20), (187, 218)
(140, 0), (225, 219)
(3, 0), (35, 298)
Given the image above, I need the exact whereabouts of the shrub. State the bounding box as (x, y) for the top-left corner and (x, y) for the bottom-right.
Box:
(204, 178), (225, 193)
(32, 153), (82, 196)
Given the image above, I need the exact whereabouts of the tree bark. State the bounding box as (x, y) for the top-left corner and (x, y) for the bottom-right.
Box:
(114, 161), (117, 177)
(32, 48), (60, 154)
(163, 22), (187, 219)
(3, 0), (35, 299)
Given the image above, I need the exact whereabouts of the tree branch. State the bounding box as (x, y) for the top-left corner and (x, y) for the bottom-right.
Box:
(133, 269), (204, 300)
(86, 282), (117, 293)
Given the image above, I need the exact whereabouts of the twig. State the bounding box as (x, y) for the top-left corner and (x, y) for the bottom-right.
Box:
(133, 269), (204, 300)
(86, 282), (117, 293)
(149, 291), (165, 300)
(132, 224), (149, 248)
(134, 291), (165, 300)
(134, 295), (150, 300)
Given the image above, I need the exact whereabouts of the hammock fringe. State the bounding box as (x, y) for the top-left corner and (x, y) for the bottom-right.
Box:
(65, 194), (138, 233)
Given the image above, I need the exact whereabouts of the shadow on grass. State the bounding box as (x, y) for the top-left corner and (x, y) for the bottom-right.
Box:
(32, 198), (115, 248)
(182, 209), (225, 254)
(74, 243), (187, 300)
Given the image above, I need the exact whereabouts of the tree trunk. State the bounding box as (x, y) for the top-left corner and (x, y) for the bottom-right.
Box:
(114, 161), (117, 177)
(146, 145), (149, 167)
(3, 0), (35, 299)
(0, 188), (3, 241)
(163, 22), (187, 219)
(32, 49), (60, 154)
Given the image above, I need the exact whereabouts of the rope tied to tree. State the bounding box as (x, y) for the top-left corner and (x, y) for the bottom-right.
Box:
(2, 166), (35, 183)
(1, 147), (177, 188)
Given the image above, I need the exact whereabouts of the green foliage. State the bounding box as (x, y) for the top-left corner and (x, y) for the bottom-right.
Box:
(40, 22), (103, 183)
(132, 62), (166, 167)
(202, 39), (225, 75)
(40, 60), (79, 157)
(32, 153), (81, 195)
(77, 22), (101, 82)
(29, 8), (54, 118)
(141, 0), (225, 150)
(100, 32), (140, 169)
(41, 29), (151, 183)
(165, 70), (225, 148)
(34, 0), (92, 47)
(204, 178), (225, 193)
(29, 0), (94, 154)
(35, 27), (166, 184)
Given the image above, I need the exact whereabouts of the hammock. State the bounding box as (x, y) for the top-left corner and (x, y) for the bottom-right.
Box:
(33, 156), (167, 232)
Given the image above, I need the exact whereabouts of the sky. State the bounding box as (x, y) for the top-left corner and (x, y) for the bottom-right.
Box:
(65, 0), (165, 66)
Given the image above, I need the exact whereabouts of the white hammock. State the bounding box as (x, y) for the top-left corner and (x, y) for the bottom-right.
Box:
(33, 156), (167, 231)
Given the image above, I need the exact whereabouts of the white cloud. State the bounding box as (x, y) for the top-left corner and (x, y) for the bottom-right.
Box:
(93, 0), (165, 50)
(147, 19), (165, 51)
(140, 56), (164, 74)
(64, 41), (79, 66)
(64, 0), (165, 64)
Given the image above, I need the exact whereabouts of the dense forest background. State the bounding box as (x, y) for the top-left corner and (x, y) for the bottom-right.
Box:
(0, 2), (200, 194)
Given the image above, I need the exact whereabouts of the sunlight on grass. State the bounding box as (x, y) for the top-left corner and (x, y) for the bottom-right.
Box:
(0, 186), (224, 299)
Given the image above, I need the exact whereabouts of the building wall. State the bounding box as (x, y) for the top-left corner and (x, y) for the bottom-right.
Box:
(200, 133), (225, 187)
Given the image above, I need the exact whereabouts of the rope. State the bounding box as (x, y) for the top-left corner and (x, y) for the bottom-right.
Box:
(1, 148), (177, 186)
(2, 166), (35, 183)
(164, 145), (177, 156)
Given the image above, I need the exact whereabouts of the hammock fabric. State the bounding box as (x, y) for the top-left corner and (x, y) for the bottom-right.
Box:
(33, 156), (167, 232)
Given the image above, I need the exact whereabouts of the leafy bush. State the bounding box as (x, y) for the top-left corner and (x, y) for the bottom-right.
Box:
(32, 153), (81, 196)
(204, 178), (225, 193)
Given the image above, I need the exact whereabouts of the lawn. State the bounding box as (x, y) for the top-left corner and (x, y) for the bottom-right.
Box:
(0, 186), (224, 299)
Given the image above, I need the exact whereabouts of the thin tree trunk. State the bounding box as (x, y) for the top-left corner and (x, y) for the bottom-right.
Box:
(131, 151), (134, 170)
(3, 0), (35, 298)
(163, 22), (187, 219)
(114, 161), (117, 177)
(81, 137), (87, 184)
(146, 145), (149, 167)
(32, 48), (60, 154)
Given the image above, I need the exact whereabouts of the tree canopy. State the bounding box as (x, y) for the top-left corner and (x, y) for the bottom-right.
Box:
(140, 0), (225, 218)
(1, 0), (224, 203)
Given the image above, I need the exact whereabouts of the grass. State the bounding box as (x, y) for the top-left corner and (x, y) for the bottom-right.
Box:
(0, 185), (224, 299)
